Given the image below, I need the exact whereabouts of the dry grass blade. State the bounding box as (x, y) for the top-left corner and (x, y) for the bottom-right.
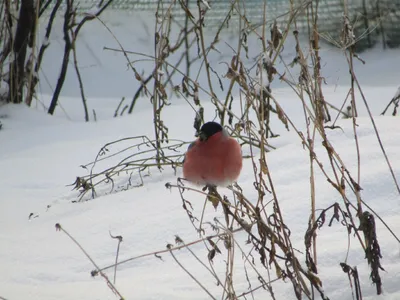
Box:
(55, 223), (125, 299)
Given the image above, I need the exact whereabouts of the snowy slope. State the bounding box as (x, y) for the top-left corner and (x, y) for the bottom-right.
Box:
(1, 83), (400, 300)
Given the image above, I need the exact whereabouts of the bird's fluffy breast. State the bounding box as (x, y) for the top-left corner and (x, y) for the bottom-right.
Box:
(183, 132), (242, 186)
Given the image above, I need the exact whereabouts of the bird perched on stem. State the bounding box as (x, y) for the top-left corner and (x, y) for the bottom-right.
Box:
(183, 121), (242, 187)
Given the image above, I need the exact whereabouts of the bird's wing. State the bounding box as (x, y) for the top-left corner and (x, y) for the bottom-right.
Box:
(182, 141), (197, 164)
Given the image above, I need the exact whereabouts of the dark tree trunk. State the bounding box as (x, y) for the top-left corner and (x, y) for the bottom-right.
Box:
(26, 0), (63, 106)
(8, 0), (35, 103)
(47, 0), (114, 116)
(48, 0), (73, 115)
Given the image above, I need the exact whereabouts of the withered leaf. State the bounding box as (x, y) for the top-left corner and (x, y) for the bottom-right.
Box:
(208, 249), (216, 262)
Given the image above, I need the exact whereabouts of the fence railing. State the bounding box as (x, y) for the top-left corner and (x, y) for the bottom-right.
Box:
(50, 0), (400, 50)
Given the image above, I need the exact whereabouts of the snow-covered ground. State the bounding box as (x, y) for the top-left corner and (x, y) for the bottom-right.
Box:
(1, 9), (400, 300)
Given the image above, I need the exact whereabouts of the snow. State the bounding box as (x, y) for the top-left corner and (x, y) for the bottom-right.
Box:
(1, 9), (400, 300)
(41, 36), (50, 47)
(200, 0), (211, 10)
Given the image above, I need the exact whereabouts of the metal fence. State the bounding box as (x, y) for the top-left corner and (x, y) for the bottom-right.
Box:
(60, 0), (400, 50)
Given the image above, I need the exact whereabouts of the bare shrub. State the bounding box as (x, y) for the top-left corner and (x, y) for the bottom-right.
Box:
(0, 0), (115, 120)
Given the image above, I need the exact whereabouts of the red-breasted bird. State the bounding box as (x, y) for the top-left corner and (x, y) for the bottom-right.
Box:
(183, 121), (242, 187)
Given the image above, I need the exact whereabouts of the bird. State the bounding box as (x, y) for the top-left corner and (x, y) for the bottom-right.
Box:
(183, 121), (242, 187)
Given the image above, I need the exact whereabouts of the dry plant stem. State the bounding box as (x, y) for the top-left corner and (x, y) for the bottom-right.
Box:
(263, 156), (312, 297)
(219, 210), (236, 299)
(310, 0), (330, 122)
(103, 47), (242, 122)
(241, 13), (313, 293)
(217, 220), (279, 299)
(293, 7), (319, 266)
(308, 0), (323, 268)
(226, 242), (236, 299)
(195, 1), (220, 118)
(341, 3), (363, 213)
(78, 159), (178, 200)
(128, 74), (153, 114)
(114, 240), (121, 284)
(234, 239), (279, 299)
(332, 89), (352, 124)
(169, 182), (253, 226)
(269, 0), (306, 65)
(55, 224), (124, 299)
(95, 227), (245, 274)
(331, 157), (397, 245)
(95, 18), (153, 100)
(185, 245), (227, 293)
(71, 31), (89, 122)
(235, 134), (275, 151)
(226, 187), (328, 299)
(162, 37), (196, 87)
(198, 196), (209, 235)
(253, 82), (367, 267)
(255, 0), (270, 229)
(189, 2), (230, 90)
(381, 97), (400, 116)
(183, 0), (191, 79)
(360, 199), (400, 243)
(114, 97), (125, 117)
(268, 49), (367, 252)
(152, 0), (168, 167)
(109, 231), (123, 285)
(87, 159), (180, 185)
(347, 51), (363, 215)
(237, 283), (279, 299)
(307, 121), (318, 266)
(169, 249), (217, 300)
(346, 55), (400, 195)
(175, 88), (203, 114)
(83, 137), (186, 168)
(219, 0), (241, 126)
(87, 136), (149, 189)
(262, 1), (273, 138)
(74, 136), (186, 200)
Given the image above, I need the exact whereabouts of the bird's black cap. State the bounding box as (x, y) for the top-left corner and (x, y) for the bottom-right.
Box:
(198, 121), (223, 141)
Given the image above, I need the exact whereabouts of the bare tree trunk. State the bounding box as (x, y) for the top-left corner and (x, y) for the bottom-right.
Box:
(26, 0), (62, 106)
(48, 0), (115, 116)
(8, 0), (35, 103)
(48, 0), (73, 115)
